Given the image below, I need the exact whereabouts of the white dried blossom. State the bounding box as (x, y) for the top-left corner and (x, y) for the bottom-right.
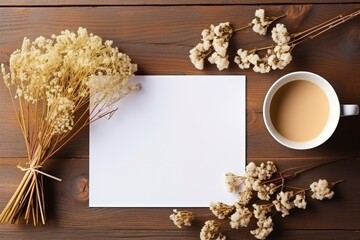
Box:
(210, 202), (235, 220)
(255, 183), (277, 201)
(245, 162), (258, 178)
(46, 97), (75, 135)
(190, 22), (232, 71)
(252, 179), (261, 191)
(229, 204), (252, 229)
(253, 62), (271, 73)
(273, 191), (294, 217)
(247, 53), (260, 66)
(169, 209), (195, 229)
(237, 188), (253, 205)
(235, 48), (267, 73)
(234, 49), (262, 71)
(216, 234), (226, 240)
(189, 43), (210, 70)
(250, 216), (274, 240)
(243, 175), (256, 190)
(88, 74), (139, 114)
(213, 22), (233, 38)
(271, 23), (291, 45)
(243, 168), (257, 192)
(189, 25), (214, 70)
(251, 9), (272, 35)
(256, 161), (277, 180)
(255, 8), (265, 19)
(310, 179), (335, 200)
(200, 220), (225, 240)
(252, 22), (267, 36)
(293, 193), (307, 209)
(208, 52), (229, 71)
(267, 44), (293, 70)
(1, 64), (10, 87)
(201, 27), (215, 43)
(253, 204), (271, 220)
(244, 161), (277, 180)
(234, 49), (251, 69)
(212, 37), (228, 57)
(225, 172), (244, 192)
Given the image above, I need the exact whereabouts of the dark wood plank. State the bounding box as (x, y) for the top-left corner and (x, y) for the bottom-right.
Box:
(0, 0), (359, 6)
(0, 228), (359, 240)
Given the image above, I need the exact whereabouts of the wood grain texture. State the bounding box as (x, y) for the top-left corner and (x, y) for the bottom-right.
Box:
(0, 0), (359, 6)
(0, 4), (359, 158)
(0, 2), (359, 240)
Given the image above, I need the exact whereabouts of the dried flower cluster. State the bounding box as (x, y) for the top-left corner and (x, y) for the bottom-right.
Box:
(169, 209), (196, 228)
(1, 27), (139, 225)
(251, 9), (272, 35)
(189, 22), (233, 71)
(235, 22), (293, 73)
(210, 202), (234, 220)
(200, 220), (226, 240)
(310, 179), (335, 200)
(190, 8), (360, 72)
(170, 161), (342, 239)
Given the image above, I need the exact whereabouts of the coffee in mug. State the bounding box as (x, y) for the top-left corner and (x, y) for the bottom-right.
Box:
(263, 71), (359, 150)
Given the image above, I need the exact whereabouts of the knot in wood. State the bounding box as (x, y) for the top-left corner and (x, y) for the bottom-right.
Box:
(73, 176), (89, 202)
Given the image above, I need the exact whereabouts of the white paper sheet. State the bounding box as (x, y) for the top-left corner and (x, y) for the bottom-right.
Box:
(89, 75), (246, 207)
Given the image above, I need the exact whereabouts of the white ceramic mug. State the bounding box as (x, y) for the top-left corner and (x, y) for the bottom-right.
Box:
(263, 71), (359, 150)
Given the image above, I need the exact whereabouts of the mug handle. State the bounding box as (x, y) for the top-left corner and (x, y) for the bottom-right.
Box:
(340, 104), (359, 117)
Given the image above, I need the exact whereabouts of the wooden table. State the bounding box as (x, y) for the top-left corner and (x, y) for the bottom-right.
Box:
(0, 1), (359, 239)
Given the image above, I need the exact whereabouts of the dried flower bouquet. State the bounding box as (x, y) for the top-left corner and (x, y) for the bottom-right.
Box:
(0, 27), (139, 225)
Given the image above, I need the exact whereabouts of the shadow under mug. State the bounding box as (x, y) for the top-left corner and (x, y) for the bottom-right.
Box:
(263, 71), (359, 150)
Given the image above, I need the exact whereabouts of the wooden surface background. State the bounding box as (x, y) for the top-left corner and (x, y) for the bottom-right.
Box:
(0, 1), (360, 239)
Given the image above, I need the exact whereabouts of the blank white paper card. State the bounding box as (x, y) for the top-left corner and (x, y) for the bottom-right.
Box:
(89, 75), (246, 207)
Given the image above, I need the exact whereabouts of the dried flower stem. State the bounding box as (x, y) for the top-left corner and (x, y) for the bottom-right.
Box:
(233, 23), (252, 33)
(233, 14), (287, 39)
(254, 9), (359, 52)
(262, 157), (354, 186)
(291, 9), (360, 45)
(289, 179), (344, 195)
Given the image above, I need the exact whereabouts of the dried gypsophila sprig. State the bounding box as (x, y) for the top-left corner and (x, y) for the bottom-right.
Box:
(210, 202), (235, 220)
(251, 9), (286, 36)
(272, 178), (339, 218)
(190, 8), (360, 73)
(310, 179), (335, 200)
(169, 209), (196, 228)
(229, 203), (252, 229)
(170, 160), (345, 240)
(0, 27), (139, 226)
(250, 216), (274, 240)
(200, 220), (226, 240)
(189, 22), (233, 71)
(234, 23), (292, 73)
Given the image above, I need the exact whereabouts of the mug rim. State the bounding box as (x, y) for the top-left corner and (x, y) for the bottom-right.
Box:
(263, 71), (340, 150)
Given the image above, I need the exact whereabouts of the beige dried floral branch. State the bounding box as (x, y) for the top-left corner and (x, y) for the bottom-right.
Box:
(190, 8), (360, 73)
(233, 14), (286, 33)
(170, 158), (353, 239)
(0, 27), (139, 225)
